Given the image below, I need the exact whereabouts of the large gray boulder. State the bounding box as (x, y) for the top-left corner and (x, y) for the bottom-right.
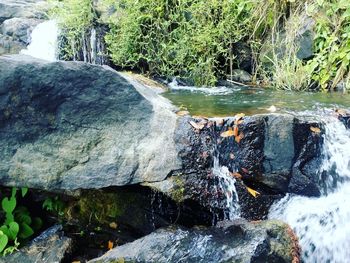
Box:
(89, 220), (300, 263)
(0, 55), (181, 190)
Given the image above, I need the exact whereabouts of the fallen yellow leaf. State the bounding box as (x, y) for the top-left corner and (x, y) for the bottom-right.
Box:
(310, 126), (321, 134)
(233, 126), (239, 137)
(235, 133), (244, 143)
(221, 129), (235, 138)
(189, 120), (205, 130)
(246, 187), (260, 198)
(108, 240), (114, 250)
(230, 172), (242, 179)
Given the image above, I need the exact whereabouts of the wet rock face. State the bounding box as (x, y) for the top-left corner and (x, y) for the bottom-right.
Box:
(188, 114), (324, 197)
(89, 220), (300, 263)
(154, 113), (324, 220)
(0, 55), (181, 190)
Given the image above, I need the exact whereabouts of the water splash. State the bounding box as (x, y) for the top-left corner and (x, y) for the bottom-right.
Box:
(168, 78), (239, 95)
(269, 116), (350, 263)
(21, 20), (59, 61)
(212, 156), (240, 220)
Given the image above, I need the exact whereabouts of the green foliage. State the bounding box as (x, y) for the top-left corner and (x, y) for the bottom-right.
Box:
(0, 188), (42, 256)
(105, 0), (254, 86)
(43, 196), (65, 217)
(49, 0), (95, 59)
(306, 0), (350, 90)
(51, 0), (350, 90)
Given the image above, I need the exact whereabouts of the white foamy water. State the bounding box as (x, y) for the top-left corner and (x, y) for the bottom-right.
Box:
(21, 20), (59, 61)
(212, 156), (240, 220)
(269, 117), (350, 263)
(168, 78), (239, 95)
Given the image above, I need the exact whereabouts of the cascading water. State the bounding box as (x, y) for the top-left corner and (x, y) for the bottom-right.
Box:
(269, 116), (350, 263)
(212, 156), (240, 220)
(21, 20), (59, 61)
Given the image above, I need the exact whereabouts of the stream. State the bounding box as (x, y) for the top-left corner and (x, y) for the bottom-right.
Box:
(21, 19), (350, 263)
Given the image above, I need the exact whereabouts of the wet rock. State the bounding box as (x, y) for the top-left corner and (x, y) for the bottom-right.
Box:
(229, 69), (253, 83)
(89, 220), (300, 263)
(149, 113), (324, 220)
(296, 16), (315, 60)
(0, 0), (47, 23)
(0, 33), (25, 54)
(0, 55), (181, 190)
(0, 225), (72, 263)
(1, 17), (41, 44)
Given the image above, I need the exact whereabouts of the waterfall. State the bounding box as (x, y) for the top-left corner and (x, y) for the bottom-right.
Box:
(90, 28), (97, 64)
(269, 116), (350, 263)
(212, 156), (240, 220)
(21, 20), (59, 62)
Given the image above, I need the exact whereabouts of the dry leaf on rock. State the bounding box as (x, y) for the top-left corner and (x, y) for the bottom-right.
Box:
(246, 187), (260, 198)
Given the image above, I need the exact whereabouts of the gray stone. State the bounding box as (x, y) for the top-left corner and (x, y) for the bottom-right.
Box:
(0, 0), (47, 23)
(229, 69), (252, 83)
(296, 16), (315, 60)
(0, 225), (72, 263)
(89, 220), (300, 263)
(1, 17), (41, 44)
(0, 55), (181, 191)
(0, 33), (25, 55)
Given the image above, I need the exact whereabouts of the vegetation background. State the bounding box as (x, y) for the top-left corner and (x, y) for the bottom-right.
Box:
(50, 0), (350, 91)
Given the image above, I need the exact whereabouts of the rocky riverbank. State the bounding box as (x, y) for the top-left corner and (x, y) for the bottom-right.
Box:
(1, 54), (343, 261)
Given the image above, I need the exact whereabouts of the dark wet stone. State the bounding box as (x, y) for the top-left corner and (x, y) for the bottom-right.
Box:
(89, 220), (300, 263)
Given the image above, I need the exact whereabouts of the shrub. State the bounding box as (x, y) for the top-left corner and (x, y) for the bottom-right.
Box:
(104, 0), (254, 86)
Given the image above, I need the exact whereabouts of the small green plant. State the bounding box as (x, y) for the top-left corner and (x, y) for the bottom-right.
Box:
(43, 196), (65, 217)
(0, 188), (42, 256)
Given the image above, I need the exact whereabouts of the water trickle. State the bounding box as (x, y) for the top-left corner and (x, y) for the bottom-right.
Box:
(21, 20), (59, 62)
(212, 156), (240, 220)
(90, 28), (97, 64)
(168, 78), (239, 95)
(269, 116), (350, 263)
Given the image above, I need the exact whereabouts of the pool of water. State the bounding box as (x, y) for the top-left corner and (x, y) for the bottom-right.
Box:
(163, 85), (350, 117)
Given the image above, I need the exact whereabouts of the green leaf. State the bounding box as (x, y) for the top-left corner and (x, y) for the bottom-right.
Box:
(17, 214), (31, 225)
(0, 234), (8, 253)
(0, 222), (19, 241)
(21, 188), (28, 198)
(8, 222), (19, 240)
(2, 197), (16, 214)
(19, 223), (34, 239)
